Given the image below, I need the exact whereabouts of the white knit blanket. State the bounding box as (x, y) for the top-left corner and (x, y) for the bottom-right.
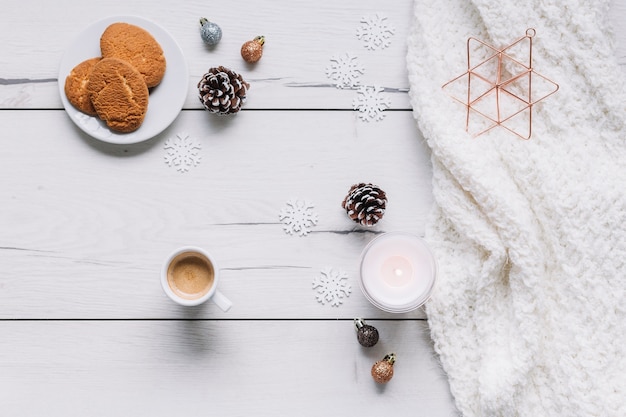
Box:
(406, 1), (626, 416)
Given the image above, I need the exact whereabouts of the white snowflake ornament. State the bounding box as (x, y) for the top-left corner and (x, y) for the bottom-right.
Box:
(352, 85), (391, 122)
(313, 268), (351, 307)
(356, 14), (396, 50)
(325, 53), (364, 89)
(278, 199), (319, 236)
(164, 133), (202, 173)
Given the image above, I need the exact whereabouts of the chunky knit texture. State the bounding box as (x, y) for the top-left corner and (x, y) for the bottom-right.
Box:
(406, 0), (626, 416)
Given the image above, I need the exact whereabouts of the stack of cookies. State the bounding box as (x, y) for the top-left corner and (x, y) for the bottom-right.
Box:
(64, 22), (166, 133)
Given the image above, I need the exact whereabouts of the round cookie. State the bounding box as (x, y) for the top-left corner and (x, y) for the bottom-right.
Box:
(100, 22), (166, 88)
(64, 57), (101, 115)
(87, 57), (149, 133)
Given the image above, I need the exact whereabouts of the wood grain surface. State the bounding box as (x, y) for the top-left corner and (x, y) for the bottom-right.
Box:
(0, 110), (432, 319)
(0, 320), (457, 416)
(1, 0), (625, 415)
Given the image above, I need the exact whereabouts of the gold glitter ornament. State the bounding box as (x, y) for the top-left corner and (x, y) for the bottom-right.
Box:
(241, 36), (265, 63)
(371, 353), (396, 383)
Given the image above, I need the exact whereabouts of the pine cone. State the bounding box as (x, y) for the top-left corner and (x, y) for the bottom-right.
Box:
(341, 183), (387, 226)
(198, 66), (250, 115)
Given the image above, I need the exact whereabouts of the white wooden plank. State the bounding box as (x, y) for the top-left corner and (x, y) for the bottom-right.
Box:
(0, 109), (433, 319)
(3, 0), (626, 111)
(0, 0), (413, 109)
(611, 0), (626, 68)
(0, 320), (459, 417)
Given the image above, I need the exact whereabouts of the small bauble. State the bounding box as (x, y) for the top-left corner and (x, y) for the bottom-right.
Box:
(241, 36), (265, 63)
(341, 183), (387, 227)
(371, 353), (396, 384)
(198, 66), (250, 115)
(199, 18), (222, 46)
(354, 318), (379, 347)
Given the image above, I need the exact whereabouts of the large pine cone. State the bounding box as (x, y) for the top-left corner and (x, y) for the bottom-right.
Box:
(341, 183), (387, 226)
(198, 66), (250, 115)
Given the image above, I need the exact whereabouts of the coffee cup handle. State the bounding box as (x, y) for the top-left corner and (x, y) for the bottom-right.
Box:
(212, 289), (232, 312)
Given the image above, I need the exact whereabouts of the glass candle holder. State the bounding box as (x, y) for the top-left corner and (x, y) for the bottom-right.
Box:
(359, 232), (437, 313)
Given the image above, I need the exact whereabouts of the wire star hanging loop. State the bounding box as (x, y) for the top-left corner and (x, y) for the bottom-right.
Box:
(442, 28), (559, 140)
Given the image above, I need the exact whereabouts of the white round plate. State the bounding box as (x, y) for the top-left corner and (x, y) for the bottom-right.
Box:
(58, 16), (188, 144)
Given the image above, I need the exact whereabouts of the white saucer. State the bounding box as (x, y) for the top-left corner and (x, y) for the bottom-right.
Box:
(58, 16), (188, 144)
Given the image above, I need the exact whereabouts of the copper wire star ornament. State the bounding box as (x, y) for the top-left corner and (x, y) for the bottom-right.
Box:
(442, 29), (559, 139)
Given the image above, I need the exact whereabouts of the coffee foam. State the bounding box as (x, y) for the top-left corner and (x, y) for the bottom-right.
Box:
(167, 252), (214, 300)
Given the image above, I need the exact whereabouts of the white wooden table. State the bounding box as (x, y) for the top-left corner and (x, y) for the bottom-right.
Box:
(1, 1), (625, 415)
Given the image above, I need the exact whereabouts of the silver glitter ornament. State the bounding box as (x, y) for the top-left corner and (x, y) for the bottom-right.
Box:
(199, 18), (222, 46)
(354, 318), (379, 347)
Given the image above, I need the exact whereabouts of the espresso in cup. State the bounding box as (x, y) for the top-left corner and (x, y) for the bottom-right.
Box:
(166, 251), (214, 300)
(161, 246), (232, 310)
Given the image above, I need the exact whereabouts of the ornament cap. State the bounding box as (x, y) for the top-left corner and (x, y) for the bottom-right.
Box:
(354, 317), (365, 330)
(384, 353), (396, 365)
(254, 35), (266, 45)
(199, 17), (209, 26)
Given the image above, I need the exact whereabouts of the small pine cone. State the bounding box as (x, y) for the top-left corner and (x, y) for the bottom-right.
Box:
(341, 183), (387, 226)
(198, 66), (250, 115)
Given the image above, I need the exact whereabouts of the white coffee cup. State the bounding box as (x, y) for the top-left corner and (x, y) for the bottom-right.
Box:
(161, 246), (232, 311)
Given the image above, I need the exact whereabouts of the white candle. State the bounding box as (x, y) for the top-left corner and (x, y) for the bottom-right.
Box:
(359, 232), (437, 313)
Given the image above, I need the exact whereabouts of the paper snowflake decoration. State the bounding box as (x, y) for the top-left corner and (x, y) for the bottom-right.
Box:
(356, 14), (396, 50)
(164, 133), (202, 172)
(278, 199), (319, 236)
(325, 53), (364, 89)
(352, 85), (391, 121)
(312, 268), (351, 307)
